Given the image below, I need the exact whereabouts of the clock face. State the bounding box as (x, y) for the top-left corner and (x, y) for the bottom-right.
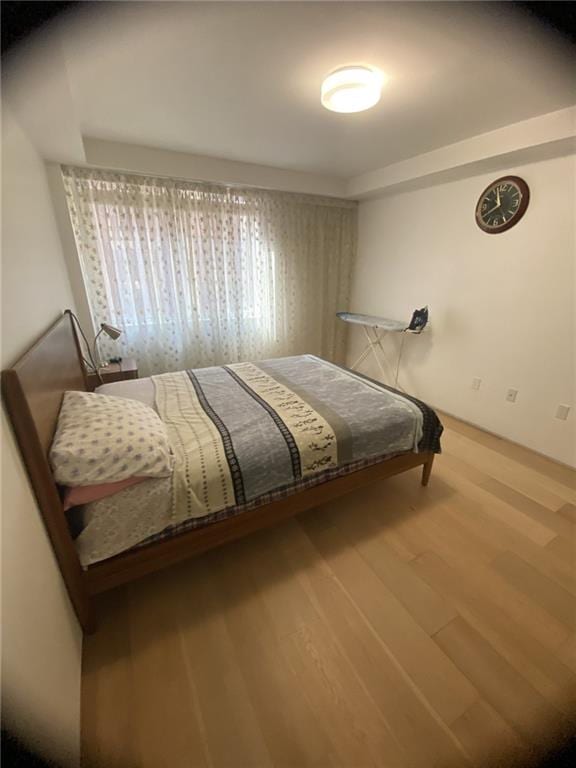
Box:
(475, 176), (529, 234)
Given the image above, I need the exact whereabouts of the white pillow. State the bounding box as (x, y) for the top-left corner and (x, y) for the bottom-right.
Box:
(50, 391), (173, 486)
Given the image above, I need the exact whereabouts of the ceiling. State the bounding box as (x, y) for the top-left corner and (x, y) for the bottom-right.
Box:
(8, 2), (576, 177)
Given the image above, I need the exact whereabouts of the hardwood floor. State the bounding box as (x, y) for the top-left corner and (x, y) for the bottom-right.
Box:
(82, 413), (576, 768)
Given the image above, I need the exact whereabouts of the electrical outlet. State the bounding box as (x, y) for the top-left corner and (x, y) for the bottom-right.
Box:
(506, 388), (518, 403)
(555, 404), (571, 421)
(471, 377), (481, 391)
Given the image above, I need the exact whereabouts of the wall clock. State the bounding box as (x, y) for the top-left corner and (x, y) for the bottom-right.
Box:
(475, 176), (530, 234)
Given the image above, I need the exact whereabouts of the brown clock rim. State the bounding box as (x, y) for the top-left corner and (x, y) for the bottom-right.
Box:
(475, 175), (530, 234)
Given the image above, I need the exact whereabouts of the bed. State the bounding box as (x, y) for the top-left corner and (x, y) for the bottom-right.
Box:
(2, 312), (442, 632)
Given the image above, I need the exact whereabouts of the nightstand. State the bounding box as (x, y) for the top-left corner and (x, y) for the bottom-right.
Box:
(86, 357), (139, 391)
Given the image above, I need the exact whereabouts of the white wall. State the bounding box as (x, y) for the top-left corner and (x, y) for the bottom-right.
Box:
(83, 138), (347, 198)
(348, 106), (576, 199)
(1, 110), (82, 764)
(349, 153), (575, 466)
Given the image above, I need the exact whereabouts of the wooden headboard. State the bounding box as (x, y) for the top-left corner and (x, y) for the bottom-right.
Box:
(3, 312), (87, 452)
(2, 311), (94, 630)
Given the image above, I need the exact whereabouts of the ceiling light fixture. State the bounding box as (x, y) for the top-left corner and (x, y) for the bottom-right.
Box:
(321, 66), (383, 113)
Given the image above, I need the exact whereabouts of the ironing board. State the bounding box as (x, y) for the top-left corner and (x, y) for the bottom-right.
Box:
(337, 311), (421, 388)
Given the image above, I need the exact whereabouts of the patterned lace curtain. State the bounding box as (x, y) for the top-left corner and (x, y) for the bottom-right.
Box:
(62, 167), (356, 376)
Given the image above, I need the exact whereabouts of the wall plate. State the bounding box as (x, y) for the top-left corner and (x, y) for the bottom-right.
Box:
(506, 388), (518, 403)
(555, 404), (571, 421)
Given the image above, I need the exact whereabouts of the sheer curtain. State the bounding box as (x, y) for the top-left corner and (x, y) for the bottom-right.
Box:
(62, 167), (356, 375)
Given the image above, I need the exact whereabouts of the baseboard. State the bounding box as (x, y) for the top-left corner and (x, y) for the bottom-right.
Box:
(433, 406), (576, 473)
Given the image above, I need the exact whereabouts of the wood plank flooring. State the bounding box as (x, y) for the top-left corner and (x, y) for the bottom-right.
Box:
(82, 413), (576, 767)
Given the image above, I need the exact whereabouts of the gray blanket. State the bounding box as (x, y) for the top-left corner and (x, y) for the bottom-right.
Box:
(152, 354), (442, 520)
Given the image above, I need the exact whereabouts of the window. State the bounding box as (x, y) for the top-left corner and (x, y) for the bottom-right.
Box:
(63, 167), (356, 375)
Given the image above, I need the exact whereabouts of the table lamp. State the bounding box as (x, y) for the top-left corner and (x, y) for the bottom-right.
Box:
(93, 322), (122, 368)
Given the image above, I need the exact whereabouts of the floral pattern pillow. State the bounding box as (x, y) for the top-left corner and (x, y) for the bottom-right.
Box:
(50, 391), (173, 486)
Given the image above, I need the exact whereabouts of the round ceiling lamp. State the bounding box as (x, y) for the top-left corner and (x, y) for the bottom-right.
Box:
(321, 66), (383, 113)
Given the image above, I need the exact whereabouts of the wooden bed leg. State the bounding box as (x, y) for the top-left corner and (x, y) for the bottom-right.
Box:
(73, 589), (97, 634)
(82, 603), (98, 635)
(421, 454), (434, 486)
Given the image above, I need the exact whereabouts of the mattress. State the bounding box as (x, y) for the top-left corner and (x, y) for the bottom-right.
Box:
(72, 355), (442, 567)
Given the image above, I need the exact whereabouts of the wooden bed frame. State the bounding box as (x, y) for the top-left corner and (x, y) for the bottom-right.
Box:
(2, 312), (435, 633)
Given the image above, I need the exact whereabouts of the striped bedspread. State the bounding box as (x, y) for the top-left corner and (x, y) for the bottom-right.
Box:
(152, 355), (442, 526)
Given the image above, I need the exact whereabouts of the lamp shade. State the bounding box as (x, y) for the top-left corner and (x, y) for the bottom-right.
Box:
(100, 322), (122, 341)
